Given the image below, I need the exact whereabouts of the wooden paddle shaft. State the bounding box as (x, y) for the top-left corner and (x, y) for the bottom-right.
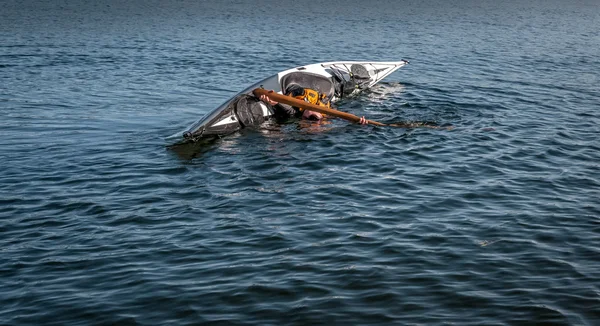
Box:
(252, 88), (386, 126)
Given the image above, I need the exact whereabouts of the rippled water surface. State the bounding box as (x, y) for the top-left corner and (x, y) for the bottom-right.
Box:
(2, 0), (600, 324)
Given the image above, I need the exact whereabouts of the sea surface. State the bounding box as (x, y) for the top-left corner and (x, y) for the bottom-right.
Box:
(1, 0), (599, 325)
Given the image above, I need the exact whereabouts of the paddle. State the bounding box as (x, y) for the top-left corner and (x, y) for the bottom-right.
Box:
(252, 88), (447, 129)
(253, 88), (384, 126)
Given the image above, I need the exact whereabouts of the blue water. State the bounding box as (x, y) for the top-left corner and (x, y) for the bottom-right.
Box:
(2, 0), (600, 324)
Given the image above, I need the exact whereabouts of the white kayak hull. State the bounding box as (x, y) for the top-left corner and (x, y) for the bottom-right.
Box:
(172, 60), (408, 142)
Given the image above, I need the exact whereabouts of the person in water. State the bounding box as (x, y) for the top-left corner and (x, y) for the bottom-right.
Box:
(257, 84), (368, 125)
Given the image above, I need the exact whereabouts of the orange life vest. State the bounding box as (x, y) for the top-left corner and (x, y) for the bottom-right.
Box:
(286, 88), (330, 116)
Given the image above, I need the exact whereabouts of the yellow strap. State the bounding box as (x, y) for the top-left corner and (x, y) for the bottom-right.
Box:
(286, 88), (330, 112)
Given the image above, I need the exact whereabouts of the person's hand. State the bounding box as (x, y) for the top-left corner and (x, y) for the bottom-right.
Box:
(302, 110), (323, 120)
(359, 116), (368, 125)
(259, 94), (278, 106)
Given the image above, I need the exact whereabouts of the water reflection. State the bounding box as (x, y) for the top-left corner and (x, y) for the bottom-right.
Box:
(167, 136), (220, 161)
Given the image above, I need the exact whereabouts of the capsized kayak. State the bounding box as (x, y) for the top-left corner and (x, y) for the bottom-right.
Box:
(169, 61), (408, 143)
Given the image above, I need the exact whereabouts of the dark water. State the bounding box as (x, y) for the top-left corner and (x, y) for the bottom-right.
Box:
(2, 0), (600, 324)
